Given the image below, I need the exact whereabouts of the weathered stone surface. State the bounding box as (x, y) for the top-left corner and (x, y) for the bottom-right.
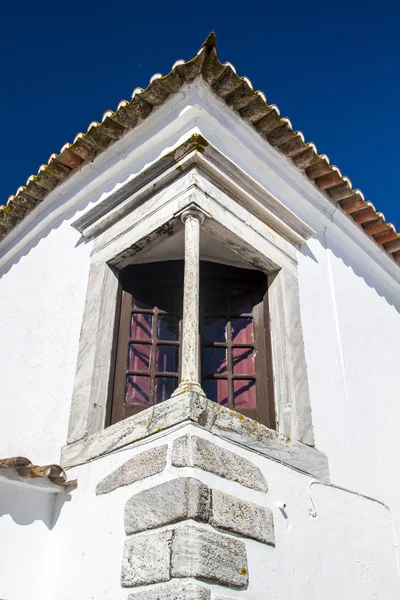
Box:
(63, 391), (329, 482)
(62, 392), (209, 469)
(210, 489), (275, 545)
(127, 581), (211, 600)
(208, 401), (329, 479)
(171, 525), (248, 589)
(172, 434), (268, 492)
(121, 530), (172, 587)
(125, 477), (210, 534)
(96, 445), (168, 495)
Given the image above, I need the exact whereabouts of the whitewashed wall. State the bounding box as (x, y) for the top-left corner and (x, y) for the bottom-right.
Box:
(0, 481), (53, 599)
(0, 79), (399, 598)
(0, 222), (91, 464)
(1, 426), (398, 599)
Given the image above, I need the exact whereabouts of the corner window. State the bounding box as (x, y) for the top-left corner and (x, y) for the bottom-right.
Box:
(108, 260), (275, 429)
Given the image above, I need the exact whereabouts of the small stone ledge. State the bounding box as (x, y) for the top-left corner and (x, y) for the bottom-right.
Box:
(171, 526), (248, 589)
(125, 478), (210, 535)
(62, 392), (329, 481)
(122, 530), (173, 587)
(96, 445), (168, 495)
(124, 477), (274, 545)
(171, 435), (268, 492)
(121, 525), (248, 590)
(127, 581), (211, 600)
(210, 489), (274, 546)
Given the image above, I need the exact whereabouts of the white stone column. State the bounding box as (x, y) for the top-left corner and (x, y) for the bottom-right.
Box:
(172, 208), (206, 397)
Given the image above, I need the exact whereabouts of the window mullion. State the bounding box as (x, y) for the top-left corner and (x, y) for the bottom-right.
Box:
(227, 291), (233, 409)
(150, 306), (159, 405)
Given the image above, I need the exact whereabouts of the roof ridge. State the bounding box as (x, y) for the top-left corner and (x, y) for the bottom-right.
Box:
(199, 30), (217, 53)
(1, 35), (399, 266)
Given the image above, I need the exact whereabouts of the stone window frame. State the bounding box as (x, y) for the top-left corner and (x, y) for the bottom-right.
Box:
(64, 138), (316, 465)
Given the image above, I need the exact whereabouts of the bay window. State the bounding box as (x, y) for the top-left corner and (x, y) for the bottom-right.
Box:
(109, 259), (275, 429)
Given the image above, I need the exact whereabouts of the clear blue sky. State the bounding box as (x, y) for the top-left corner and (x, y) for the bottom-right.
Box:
(1, 0), (399, 227)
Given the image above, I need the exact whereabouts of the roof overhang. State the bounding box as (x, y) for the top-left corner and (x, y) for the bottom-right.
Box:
(1, 32), (399, 266)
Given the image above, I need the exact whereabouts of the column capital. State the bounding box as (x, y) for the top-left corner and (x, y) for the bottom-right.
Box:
(178, 203), (210, 225)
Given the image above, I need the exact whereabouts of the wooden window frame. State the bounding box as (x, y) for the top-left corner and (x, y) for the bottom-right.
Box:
(108, 260), (275, 429)
(109, 262), (183, 425)
(199, 262), (275, 429)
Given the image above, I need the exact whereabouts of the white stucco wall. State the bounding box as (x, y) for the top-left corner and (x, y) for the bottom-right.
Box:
(297, 231), (400, 557)
(1, 426), (397, 599)
(0, 79), (399, 598)
(0, 480), (53, 599)
(0, 221), (91, 463)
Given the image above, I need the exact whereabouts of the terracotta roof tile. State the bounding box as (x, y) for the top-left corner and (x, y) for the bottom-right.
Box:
(1, 31), (399, 265)
(0, 456), (76, 491)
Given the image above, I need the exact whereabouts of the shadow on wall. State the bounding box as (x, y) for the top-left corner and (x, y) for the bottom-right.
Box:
(0, 480), (72, 530)
(300, 229), (400, 315)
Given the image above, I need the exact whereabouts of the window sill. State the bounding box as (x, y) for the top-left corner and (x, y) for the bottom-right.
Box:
(61, 393), (329, 480)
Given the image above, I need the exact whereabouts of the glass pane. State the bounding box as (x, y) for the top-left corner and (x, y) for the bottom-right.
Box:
(158, 315), (180, 341)
(203, 347), (227, 375)
(233, 380), (256, 409)
(131, 314), (153, 340)
(155, 377), (177, 403)
(128, 344), (151, 371)
(205, 288), (227, 315)
(231, 318), (253, 343)
(156, 345), (179, 373)
(204, 318), (226, 343)
(204, 379), (229, 406)
(125, 375), (150, 405)
(231, 289), (252, 314)
(232, 347), (255, 375)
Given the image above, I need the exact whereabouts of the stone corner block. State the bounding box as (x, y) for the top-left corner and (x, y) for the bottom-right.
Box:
(172, 434), (267, 492)
(96, 444), (168, 495)
(125, 477), (210, 535)
(171, 525), (248, 589)
(127, 581), (211, 599)
(121, 530), (172, 588)
(210, 489), (275, 545)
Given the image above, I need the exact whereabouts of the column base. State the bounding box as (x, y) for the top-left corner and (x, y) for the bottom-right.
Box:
(171, 381), (206, 398)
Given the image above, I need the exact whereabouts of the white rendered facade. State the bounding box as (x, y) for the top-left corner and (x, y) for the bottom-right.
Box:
(0, 78), (399, 599)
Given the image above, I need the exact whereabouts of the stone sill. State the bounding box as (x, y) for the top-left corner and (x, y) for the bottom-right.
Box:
(61, 393), (330, 480)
